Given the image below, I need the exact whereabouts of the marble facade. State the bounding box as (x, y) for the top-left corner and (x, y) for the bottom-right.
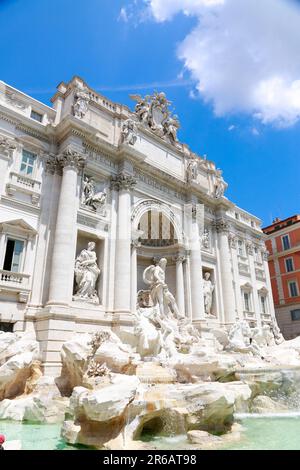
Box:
(0, 76), (275, 375)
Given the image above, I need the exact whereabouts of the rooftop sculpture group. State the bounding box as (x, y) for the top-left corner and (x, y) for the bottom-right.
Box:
(130, 92), (180, 144)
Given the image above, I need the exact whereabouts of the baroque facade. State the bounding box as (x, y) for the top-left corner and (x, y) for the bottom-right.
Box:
(0, 76), (275, 375)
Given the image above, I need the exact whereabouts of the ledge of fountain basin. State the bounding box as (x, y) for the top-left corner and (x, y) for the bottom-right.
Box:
(234, 365), (300, 375)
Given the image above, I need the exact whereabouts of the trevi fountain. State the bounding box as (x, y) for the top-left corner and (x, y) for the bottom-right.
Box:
(0, 77), (300, 450)
(1, 256), (300, 450)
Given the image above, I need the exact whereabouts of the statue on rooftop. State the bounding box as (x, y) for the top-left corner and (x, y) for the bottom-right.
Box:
(73, 83), (90, 119)
(121, 118), (138, 146)
(130, 92), (180, 145)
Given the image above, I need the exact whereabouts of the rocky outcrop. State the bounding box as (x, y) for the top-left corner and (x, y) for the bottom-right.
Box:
(250, 395), (288, 414)
(0, 332), (40, 400)
(187, 430), (222, 445)
(170, 347), (238, 382)
(0, 376), (69, 423)
(62, 374), (139, 447)
(57, 331), (140, 396)
(187, 422), (243, 449)
(62, 376), (251, 448)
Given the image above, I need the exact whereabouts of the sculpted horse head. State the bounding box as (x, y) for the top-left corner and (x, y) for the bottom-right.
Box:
(228, 320), (252, 348)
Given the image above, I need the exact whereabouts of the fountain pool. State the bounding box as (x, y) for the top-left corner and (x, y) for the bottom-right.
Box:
(0, 421), (83, 450)
(142, 414), (300, 450)
(2, 415), (300, 450)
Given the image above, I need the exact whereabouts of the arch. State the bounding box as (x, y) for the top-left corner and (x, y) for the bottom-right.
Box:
(131, 199), (184, 245)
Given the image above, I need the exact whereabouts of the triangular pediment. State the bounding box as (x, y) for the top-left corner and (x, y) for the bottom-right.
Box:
(241, 282), (252, 291)
(0, 218), (37, 235)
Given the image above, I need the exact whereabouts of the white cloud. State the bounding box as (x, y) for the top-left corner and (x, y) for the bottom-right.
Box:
(146, 0), (300, 127)
(251, 127), (260, 136)
(149, 0), (224, 22)
(118, 7), (129, 22)
(228, 124), (235, 131)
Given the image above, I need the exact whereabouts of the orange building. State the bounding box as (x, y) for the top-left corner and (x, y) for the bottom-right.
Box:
(263, 215), (300, 339)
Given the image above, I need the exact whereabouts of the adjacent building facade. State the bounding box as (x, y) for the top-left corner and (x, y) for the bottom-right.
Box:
(0, 76), (275, 375)
(263, 215), (300, 339)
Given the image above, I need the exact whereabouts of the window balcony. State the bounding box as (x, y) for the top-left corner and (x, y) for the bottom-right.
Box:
(243, 311), (257, 323)
(6, 171), (41, 205)
(0, 269), (31, 303)
(238, 262), (250, 275)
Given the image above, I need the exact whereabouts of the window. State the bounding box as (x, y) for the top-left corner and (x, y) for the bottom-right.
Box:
(260, 296), (267, 314)
(291, 309), (300, 321)
(0, 322), (14, 332)
(285, 258), (294, 273)
(243, 292), (251, 312)
(235, 212), (239, 220)
(288, 281), (299, 298)
(20, 150), (36, 176)
(251, 221), (255, 228)
(30, 110), (43, 122)
(282, 235), (291, 250)
(238, 240), (244, 257)
(3, 239), (24, 272)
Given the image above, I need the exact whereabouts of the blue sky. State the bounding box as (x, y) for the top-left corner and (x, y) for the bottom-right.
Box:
(0, 0), (299, 226)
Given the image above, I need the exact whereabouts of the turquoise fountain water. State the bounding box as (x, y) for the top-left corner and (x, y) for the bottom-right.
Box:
(2, 414), (300, 450)
(2, 368), (300, 450)
(0, 421), (82, 450)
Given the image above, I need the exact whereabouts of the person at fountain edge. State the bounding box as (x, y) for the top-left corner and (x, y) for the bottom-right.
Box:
(0, 434), (5, 450)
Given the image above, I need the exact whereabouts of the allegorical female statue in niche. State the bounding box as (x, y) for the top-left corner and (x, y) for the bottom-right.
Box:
(73, 242), (100, 304)
(203, 271), (215, 317)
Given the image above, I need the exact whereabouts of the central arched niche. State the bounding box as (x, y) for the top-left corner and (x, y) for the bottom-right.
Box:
(132, 201), (183, 297)
(138, 209), (178, 247)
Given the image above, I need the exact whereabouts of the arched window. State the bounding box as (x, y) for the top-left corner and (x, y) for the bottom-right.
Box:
(138, 210), (178, 247)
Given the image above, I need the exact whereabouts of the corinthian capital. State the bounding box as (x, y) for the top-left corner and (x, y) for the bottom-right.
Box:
(245, 240), (254, 255)
(212, 217), (230, 233)
(173, 254), (186, 264)
(110, 173), (137, 191)
(0, 136), (16, 158)
(228, 233), (238, 249)
(262, 248), (270, 260)
(45, 155), (62, 175)
(58, 148), (86, 171)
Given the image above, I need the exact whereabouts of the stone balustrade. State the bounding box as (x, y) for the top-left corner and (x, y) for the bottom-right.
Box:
(0, 269), (30, 289)
(0, 269), (31, 303)
(6, 171), (41, 204)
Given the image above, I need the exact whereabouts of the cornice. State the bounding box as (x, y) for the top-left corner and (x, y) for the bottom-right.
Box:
(264, 221), (300, 239)
(0, 195), (40, 215)
(0, 107), (50, 143)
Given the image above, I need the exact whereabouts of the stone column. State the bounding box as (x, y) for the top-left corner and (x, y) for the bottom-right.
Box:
(186, 204), (205, 321)
(228, 233), (243, 320)
(174, 254), (186, 317)
(184, 252), (193, 320)
(106, 187), (118, 312)
(215, 218), (236, 325)
(30, 157), (61, 307)
(0, 230), (6, 268)
(47, 149), (86, 306)
(247, 241), (262, 327)
(130, 240), (140, 314)
(111, 173), (136, 314)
